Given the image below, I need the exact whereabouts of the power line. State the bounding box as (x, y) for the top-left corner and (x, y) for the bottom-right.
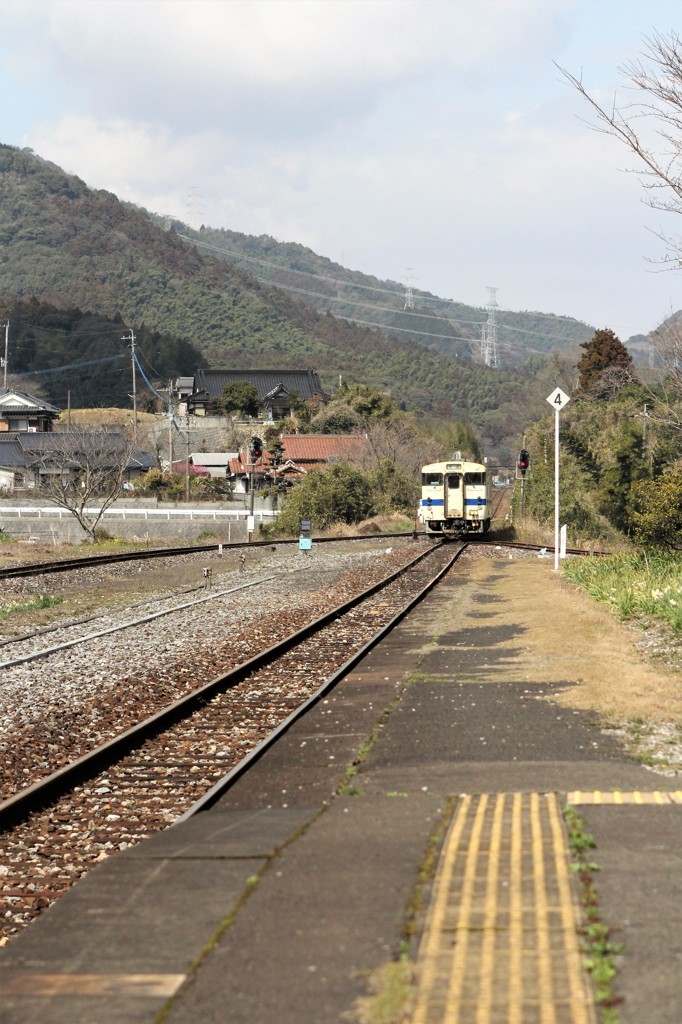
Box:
(7, 318), (132, 339)
(178, 232), (592, 344)
(257, 278), (486, 327)
(15, 354), (126, 376)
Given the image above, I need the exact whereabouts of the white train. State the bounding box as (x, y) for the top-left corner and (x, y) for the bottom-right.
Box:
(419, 455), (492, 535)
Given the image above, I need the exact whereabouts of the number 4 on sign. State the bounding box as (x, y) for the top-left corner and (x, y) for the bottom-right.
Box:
(546, 387), (570, 409)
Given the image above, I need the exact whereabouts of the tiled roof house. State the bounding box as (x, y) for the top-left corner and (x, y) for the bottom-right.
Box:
(0, 432), (155, 493)
(0, 389), (60, 432)
(179, 369), (329, 420)
(227, 433), (370, 493)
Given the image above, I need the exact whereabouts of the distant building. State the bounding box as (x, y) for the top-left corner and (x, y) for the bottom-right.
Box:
(0, 389), (60, 433)
(227, 433), (369, 494)
(276, 434), (369, 471)
(176, 369), (329, 420)
(0, 432), (155, 493)
(187, 452), (237, 478)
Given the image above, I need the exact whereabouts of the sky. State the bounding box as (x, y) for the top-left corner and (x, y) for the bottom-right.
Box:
(1, 0), (680, 343)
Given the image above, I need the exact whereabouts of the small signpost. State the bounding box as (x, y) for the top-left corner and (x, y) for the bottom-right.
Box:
(299, 519), (312, 553)
(546, 388), (571, 571)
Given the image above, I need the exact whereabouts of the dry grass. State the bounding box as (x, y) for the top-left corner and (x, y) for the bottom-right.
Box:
(461, 555), (682, 724)
(54, 408), (160, 429)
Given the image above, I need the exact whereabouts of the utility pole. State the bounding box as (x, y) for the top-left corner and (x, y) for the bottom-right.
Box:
(123, 330), (138, 442)
(167, 381), (174, 472)
(185, 416), (191, 502)
(2, 320), (8, 389)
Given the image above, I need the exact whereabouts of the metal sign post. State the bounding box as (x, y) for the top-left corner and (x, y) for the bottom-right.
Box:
(546, 388), (571, 571)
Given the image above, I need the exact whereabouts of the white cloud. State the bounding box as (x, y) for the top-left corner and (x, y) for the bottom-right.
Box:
(6, 0), (574, 136)
(4, 0), (680, 337)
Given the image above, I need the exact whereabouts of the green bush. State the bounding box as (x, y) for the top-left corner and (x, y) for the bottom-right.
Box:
(275, 463), (374, 535)
(630, 470), (682, 549)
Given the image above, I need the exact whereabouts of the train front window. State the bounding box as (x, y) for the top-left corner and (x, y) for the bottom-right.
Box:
(422, 472), (443, 486)
(446, 474), (460, 490)
(464, 472), (485, 486)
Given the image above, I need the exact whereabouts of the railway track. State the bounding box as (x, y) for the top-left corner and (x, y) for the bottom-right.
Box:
(0, 540), (462, 944)
(0, 532), (415, 580)
(0, 573), (278, 669)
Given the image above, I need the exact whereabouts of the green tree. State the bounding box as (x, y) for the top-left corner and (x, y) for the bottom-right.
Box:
(576, 328), (637, 395)
(595, 423), (648, 533)
(334, 381), (397, 420)
(275, 463), (374, 534)
(313, 406), (363, 434)
(267, 438), (285, 468)
(631, 470), (682, 548)
(220, 381), (260, 418)
(446, 419), (482, 461)
(367, 458), (419, 515)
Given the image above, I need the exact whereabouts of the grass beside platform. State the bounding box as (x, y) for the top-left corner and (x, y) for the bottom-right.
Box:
(561, 550), (682, 634)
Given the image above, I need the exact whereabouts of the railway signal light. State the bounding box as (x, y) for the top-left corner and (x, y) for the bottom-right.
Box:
(517, 449), (530, 475)
(250, 436), (263, 461)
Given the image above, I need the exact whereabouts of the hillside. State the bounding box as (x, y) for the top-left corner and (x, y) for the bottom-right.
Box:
(0, 297), (206, 409)
(147, 217), (594, 364)
(0, 143), (598, 461)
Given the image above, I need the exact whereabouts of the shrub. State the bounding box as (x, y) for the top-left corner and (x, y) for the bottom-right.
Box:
(630, 470), (682, 549)
(275, 463), (374, 535)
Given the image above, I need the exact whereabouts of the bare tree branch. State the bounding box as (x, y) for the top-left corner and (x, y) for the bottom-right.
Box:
(33, 427), (137, 541)
(557, 31), (682, 264)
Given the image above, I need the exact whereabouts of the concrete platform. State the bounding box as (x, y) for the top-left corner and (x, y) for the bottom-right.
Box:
(1, 557), (680, 1023)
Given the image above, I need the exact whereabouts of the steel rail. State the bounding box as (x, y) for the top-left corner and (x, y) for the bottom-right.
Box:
(176, 542), (469, 821)
(0, 532), (416, 580)
(469, 537), (609, 556)
(0, 575), (277, 670)
(0, 540), (446, 830)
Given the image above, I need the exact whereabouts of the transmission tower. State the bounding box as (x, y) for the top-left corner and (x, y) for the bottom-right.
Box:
(186, 186), (204, 230)
(481, 286), (499, 368)
(404, 268), (414, 310)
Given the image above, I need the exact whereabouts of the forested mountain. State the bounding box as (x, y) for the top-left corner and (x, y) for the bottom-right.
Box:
(148, 219), (594, 364)
(1, 297), (205, 409)
(0, 143), (591, 459)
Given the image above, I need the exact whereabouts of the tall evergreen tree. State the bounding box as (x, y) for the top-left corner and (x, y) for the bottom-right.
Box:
(576, 328), (637, 394)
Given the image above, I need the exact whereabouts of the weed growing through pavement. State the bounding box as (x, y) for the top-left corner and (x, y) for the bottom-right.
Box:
(335, 682), (408, 796)
(351, 798), (457, 1024)
(352, 959), (415, 1024)
(564, 805), (623, 1023)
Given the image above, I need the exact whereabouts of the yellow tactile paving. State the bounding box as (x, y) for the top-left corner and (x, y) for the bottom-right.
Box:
(568, 790), (682, 805)
(412, 793), (597, 1024)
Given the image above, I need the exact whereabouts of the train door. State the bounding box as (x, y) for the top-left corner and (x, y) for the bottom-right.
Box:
(445, 473), (463, 519)
(463, 470), (487, 529)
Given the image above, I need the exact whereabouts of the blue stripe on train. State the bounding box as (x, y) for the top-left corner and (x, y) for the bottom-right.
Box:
(421, 498), (487, 508)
